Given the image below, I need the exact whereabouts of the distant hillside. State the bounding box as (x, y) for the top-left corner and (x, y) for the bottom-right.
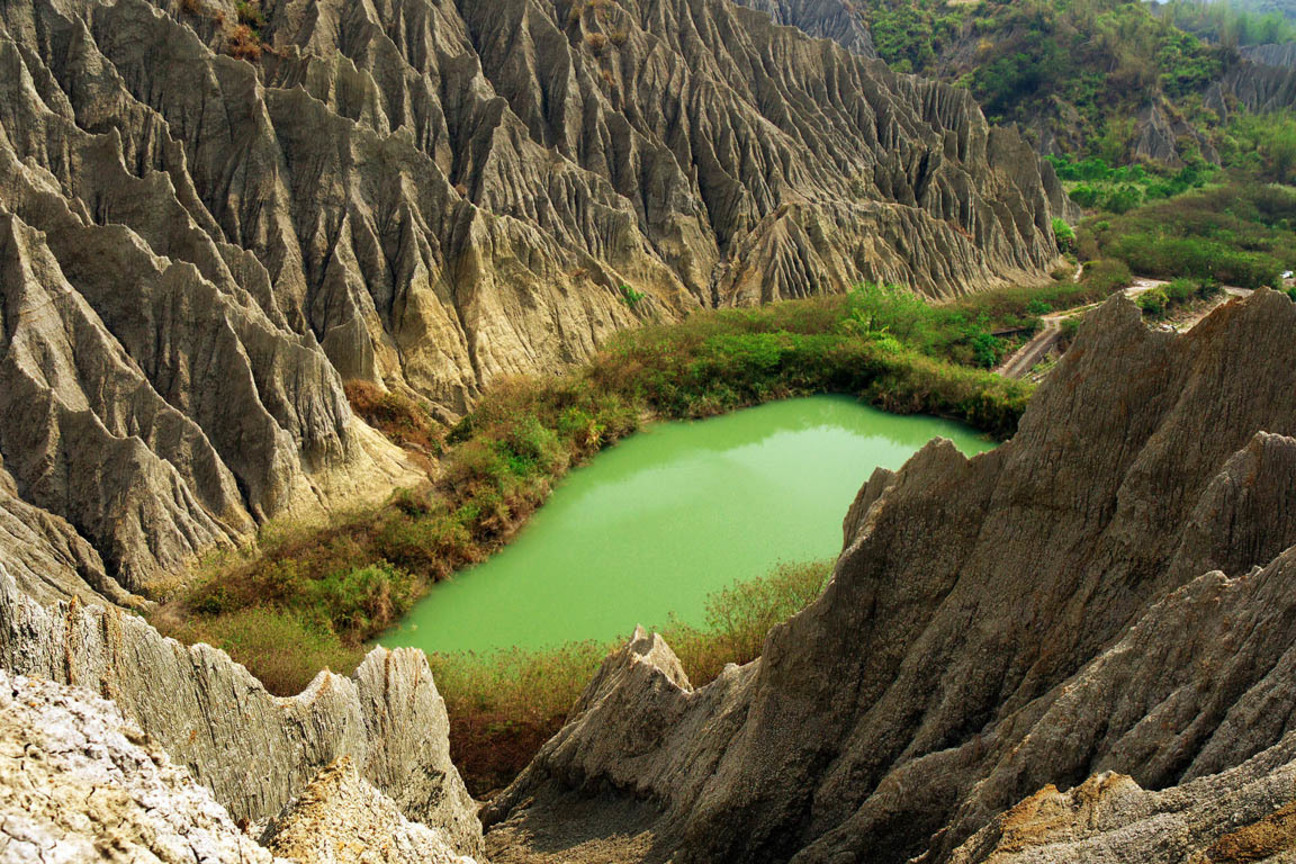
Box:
(739, 0), (1296, 167)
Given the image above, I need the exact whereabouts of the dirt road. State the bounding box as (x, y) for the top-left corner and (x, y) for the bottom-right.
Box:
(994, 279), (1252, 380)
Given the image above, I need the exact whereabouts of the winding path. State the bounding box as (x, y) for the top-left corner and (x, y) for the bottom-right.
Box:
(994, 279), (1253, 380)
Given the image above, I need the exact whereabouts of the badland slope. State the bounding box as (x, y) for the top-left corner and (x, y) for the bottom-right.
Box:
(0, 564), (484, 858)
(0, 0), (1064, 603)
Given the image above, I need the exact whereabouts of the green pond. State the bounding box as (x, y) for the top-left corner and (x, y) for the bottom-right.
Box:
(381, 395), (995, 655)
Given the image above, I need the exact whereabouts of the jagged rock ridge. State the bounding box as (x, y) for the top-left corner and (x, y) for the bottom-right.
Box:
(485, 290), (1296, 864)
(0, 0), (1064, 600)
(265, 757), (477, 864)
(1206, 44), (1296, 116)
(0, 564), (484, 859)
(0, 668), (479, 864)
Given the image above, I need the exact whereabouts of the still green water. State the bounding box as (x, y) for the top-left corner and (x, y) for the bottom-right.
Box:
(382, 395), (994, 654)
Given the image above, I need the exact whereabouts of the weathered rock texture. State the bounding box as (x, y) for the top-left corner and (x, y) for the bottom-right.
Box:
(0, 0), (1065, 600)
(946, 741), (1296, 864)
(1243, 42), (1296, 69)
(0, 669), (278, 864)
(265, 757), (477, 864)
(0, 565), (483, 859)
(486, 290), (1296, 864)
(1131, 99), (1219, 166)
(1213, 45), (1296, 115)
(731, 0), (875, 56)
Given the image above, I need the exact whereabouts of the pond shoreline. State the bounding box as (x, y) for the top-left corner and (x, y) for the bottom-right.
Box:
(384, 395), (995, 656)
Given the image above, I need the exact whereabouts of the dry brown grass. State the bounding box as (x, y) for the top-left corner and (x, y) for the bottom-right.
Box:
(343, 381), (442, 457)
(1200, 801), (1296, 863)
(226, 25), (262, 61)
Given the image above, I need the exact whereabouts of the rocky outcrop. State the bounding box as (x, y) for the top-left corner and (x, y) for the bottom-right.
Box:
(1243, 42), (1296, 69)
(485, 290), (1296, 863)
(1217, 59), (1296, 113)
(732, 0), (875, 56)
(0, 0), (1065, 600)
(947, 736), (1296, 863)
(265, 757), (477, 864)
(0, 565), (483, 859)
(1212, 45), (1296, 115)
(1132, 100), (1219, 166)
(0, 669), (277, 864)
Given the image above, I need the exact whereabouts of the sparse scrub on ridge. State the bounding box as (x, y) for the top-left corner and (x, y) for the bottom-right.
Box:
(1137, 277), (1224, 320)
(343, 382), (443, 458)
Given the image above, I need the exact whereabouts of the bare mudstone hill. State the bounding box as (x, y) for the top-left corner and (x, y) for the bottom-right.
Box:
(0, 0), (1067, 602)
(484, 291), (1296, 864)
(0, 669), (477, 864)
(0, 564), (484, 858)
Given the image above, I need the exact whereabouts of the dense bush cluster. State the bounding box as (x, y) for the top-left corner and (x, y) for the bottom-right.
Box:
(1134, 277), (1224, 318)
(1051, 155), (1215, 213)
(863, 0), (1230, 162)
(1080, 182), (1296, 288)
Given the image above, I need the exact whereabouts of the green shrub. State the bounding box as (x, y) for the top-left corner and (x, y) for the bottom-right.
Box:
(1164, 278), (1197, 305)
(619, 284), (646, 308)
(309, 561), (418, 634)
(1069, 185), (1102, 208)
(1103, 184), (1144, 214)
(969, 331), (1004, 369)
(1081, 259), (1133, 294)
(1058, 316), (1082, 347)
(660, 560), (832, 683)
(1052, 217), (1076, 253)
(1084, 183), (1296, 289)
(1137, 287), (1168, 318)
(167, 607), (363, 696)
(235, 0), (262, 28)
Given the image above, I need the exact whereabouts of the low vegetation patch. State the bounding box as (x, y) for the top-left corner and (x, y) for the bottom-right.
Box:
(1080, 181), (1296, 289)
(1050, 155), (1216, 214)
(343, 382), (443, 458)
(1134, 277), (1224, 320)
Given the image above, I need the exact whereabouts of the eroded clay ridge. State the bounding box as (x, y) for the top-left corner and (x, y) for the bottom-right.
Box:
(731, 0), (875, 56)
(485, 290), (1296, 864)
(0, 564), (484, 859)
(0, 0), (1065, 601)
(0, 669), (478, 863)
